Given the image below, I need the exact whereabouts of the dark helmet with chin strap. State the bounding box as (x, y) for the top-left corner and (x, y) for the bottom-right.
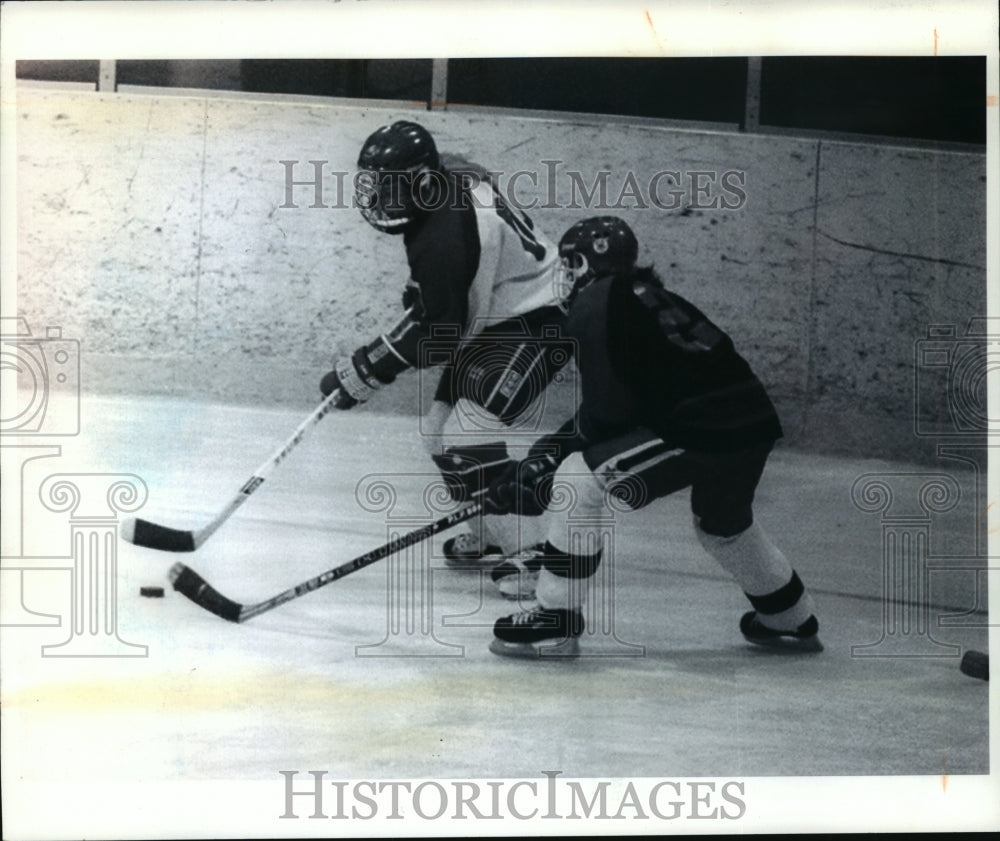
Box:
(557, 216), (639, 303)
(356, 121), (442, 234)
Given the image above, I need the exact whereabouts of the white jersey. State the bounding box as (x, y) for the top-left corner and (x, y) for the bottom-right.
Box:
(463, 180), (564, 337)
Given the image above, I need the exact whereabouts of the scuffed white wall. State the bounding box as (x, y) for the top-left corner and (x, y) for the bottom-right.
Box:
(15, 88), (986, 461)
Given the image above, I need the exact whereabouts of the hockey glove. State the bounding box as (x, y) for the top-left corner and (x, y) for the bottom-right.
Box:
(320, 325), (414, 408)
(320, 346), (385, 408)
(320, 361), (363, 409)
(484, 453), (560, 516)
(431, 442), (515, 503)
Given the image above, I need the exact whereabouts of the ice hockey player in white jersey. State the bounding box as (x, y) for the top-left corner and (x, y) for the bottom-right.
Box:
(483, 216), (822, 658)
(320, 121), (571, 563)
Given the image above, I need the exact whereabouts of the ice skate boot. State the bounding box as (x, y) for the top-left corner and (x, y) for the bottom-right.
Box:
(442, 531), (504, 568)
(740, 611), (823, 653)
(489, 606), (584, 659)
(490, 544), (544, 600)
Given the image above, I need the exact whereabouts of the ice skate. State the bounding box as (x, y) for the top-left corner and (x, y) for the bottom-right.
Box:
(489, 606), (584, 658)
(740, 611), (823, 653)
(490, 544), (544, 600)
(442, 531), (504, 568)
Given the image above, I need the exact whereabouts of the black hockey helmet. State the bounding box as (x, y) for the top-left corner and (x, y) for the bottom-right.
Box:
(356, 121), (442, 233)
(557, 216), (639, 303)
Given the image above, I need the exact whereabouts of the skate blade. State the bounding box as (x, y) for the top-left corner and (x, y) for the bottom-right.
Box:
(743, 634), (824, 653)
(489, 636), (581, 659)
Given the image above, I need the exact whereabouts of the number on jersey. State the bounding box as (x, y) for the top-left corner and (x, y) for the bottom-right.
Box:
(493, 189), (547, 261)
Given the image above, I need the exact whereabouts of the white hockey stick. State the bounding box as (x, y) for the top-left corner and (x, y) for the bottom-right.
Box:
(120, 308), (416, 553)
(120, 389), (344, 552)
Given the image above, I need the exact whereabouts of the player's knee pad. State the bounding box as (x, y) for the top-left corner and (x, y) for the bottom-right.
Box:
(432, 442), (513, 503)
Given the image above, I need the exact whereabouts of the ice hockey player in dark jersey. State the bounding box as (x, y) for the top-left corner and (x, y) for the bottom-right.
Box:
(320, 121), (570, 563)
(484, 216), (821, 658)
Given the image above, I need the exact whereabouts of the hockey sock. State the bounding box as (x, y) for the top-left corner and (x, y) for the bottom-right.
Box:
(694, 517), (816, 631)
(743, 571), (815, 633)
(544, 451), (608, 548)
(535, 541), (601, 611)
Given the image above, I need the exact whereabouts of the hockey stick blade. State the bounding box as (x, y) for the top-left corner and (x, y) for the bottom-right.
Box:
(170, 502), (482, 624)
(169, 562), (243, 622)
(121, 385), (355, 554)
(124, 311), (417, 555)
(122, 517), (197, 552)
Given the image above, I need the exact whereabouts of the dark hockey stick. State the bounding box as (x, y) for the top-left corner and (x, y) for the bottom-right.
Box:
(169, 501), (483, 622)
(119, 389), (345, 552)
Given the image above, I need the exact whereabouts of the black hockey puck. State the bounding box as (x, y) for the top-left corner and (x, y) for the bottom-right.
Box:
(140, 586), (165, 598)
(959, 650), (988, 681)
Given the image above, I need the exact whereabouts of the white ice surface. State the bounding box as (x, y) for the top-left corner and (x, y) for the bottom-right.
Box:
(1, 394), (994, 838)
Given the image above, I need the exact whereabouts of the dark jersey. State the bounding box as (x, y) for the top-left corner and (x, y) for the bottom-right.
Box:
(565, 268), (783, 452)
